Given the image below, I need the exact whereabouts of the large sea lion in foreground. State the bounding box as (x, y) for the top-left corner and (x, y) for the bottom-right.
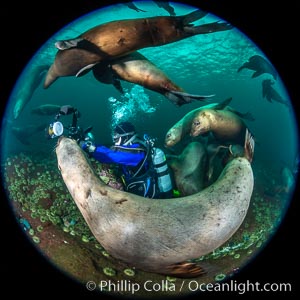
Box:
(92, 51), (213, 106)
(190, 108), (249, 145)
(44, 10), (232, 88)
(55, 130), (254, 277)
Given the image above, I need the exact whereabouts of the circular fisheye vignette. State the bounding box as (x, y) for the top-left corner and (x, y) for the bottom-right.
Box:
(1, 0), (298, 298)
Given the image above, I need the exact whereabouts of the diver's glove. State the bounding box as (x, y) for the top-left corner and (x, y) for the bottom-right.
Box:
(80, 140), (96, 155)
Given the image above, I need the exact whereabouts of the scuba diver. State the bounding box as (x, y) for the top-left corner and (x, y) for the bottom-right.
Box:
(46, 106), (173, 199)
(80, 121), (174, 199)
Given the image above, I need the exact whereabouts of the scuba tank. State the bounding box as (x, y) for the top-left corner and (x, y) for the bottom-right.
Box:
(151, 147), (173, 198)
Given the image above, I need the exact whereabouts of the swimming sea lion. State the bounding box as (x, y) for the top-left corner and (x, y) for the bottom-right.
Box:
(153, 1), (176, 16)
(12, 123), (47, 145)
(13, 64), (50, 119)
(164, 98), (233, 147)
(92, 51), (213, 106)
(190, 108), (248, 145)
(262, 79), (289, 107)
(237, 54), (278, 80)
(167, 142), (208, 196)
(31, 104), (62, 116)
(123, 2), (147, 13)
(55, 130), (254, 277)
(44, 10), (232, 88)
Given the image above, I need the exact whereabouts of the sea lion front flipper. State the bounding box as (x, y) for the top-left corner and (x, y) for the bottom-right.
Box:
(76, 63), (98, 77)
(55, 38), (104, 56)
(166, 90), (214, 106)
(182, 9), (208, 25)
(214, 97), (232, 110)
(55, 38), (84, 50)
(252, 70), (264, 78)
(112, 78), (124, 94)
(227, 108), (255, 121)
(164, 262), (206, 278)
(184, 21), (233, 35)
(244, 129), (255, 163)
(237, 63), (248, 73)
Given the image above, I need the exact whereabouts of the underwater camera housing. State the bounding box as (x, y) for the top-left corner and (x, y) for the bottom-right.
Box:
(46, 105), (93, 142)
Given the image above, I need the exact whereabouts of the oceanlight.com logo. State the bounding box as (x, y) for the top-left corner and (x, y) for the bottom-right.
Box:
(86, 279), (292, 294)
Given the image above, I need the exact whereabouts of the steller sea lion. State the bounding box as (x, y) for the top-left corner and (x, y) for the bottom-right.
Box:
(44, 10), (232, 88)
(164, 97), (254, 147)
(164, 98), (233, 147)
(123, 2), (147, 13)
(262, 79), (289, 107)
(190, 108), (248, 145)
(92, 51), (213, 106)
(153, 0), (176, 16)
(55, 130), (254, 277)
(13, 64), (50, 119)
(237, 54), (278, 80)
(31, 104), (62, 116)
(167, 141), (208, 196)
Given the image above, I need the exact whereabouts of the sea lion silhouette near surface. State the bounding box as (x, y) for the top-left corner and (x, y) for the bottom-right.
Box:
(13, 64), (50, 119)
(44, 10), (232, 88)
(92, 51), (213, 106)
(55, 131), (254, 277)
(262, 79), (289, 107)
(237, 54), (278, 80)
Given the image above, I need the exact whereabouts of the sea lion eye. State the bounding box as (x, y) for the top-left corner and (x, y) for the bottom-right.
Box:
(166, 133), (171, 138)
(193, 121), (200, 126)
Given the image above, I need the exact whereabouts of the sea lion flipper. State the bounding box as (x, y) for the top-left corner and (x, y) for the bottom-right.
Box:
(184, 21), (233, 35)
(227, 109), (255, 121)
(55, 38), (84, 50)
(182, 9), (208, 25)
(164, 262), (206, 278)
(76, 63), (98, 77)
(252, 70), (264, 78)
(166, 90), (214, 106)
(112, 78), (124, 94)
(244, 129), (255, 163)
(214, 97), (232, 110)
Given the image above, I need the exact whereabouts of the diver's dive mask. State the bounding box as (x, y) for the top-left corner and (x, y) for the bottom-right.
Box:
(112, 131), (135, 145)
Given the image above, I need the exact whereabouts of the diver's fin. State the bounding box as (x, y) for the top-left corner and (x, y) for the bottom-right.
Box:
(214, 97), (232, 110)
(184, 21), (233, 35)
(76, 63), (98, 77)
(165, 90), (214, 106)
(164, 262), (206, 278)
(182, 9), (208, 25)
(55, 38), (84, 50)
(244, 128), (255, 163)
(252, 70), (264, 78)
